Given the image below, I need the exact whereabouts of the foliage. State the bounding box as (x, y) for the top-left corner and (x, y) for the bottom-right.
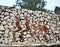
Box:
(55, 6), (60, 15)
(14, 0), (47, 11)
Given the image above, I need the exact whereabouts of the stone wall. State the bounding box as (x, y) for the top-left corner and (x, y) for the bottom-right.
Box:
(0, 5), (60, 45)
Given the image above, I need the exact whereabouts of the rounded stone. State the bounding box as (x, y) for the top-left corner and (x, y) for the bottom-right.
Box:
(4, 16), (10, 20)
(7, 19), (13, 23)
(4, 25), (9, 29)
(47, 16), (51, 19)
(4, 12), (9, 15)
(2, 21), (7, 25)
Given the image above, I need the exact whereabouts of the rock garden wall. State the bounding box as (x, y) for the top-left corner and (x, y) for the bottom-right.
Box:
(0, 5), (60, 45)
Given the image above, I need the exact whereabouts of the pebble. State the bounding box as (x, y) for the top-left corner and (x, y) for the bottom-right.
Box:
(4, 25), (9, 29)
(4, 16), (10, 20)
(12, 11), (17, 15)
(0, 25), (5, 30)
(2, 21), (7, 25)
(4, 12), (9, 15)
(7, 19), (13, 23)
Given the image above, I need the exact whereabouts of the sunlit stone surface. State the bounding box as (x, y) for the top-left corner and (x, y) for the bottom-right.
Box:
(0, 5), (60, 46)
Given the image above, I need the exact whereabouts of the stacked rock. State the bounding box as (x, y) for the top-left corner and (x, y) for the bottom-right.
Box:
(0, 5), (60, 45)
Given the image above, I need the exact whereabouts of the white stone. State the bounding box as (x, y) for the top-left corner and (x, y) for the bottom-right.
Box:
(37, 11), (41, 14)
(1, 18), (4, 21)
(9, 39), (12, 43)
(28, 10), (33, 14)
(7, 19), (12, 23)
(4, 25), (9, 29)
(1, 6), (5, 9)
(20, 14), (24, 17)
(5, 29), (10, 34)
(12, 11), (17, 15)
(8, 25), (13, 29)
(20, 16), (24, 19)
(16, 38), (20, 41)
(8, 9), (11, 12)
(46, 25), (49, 29)
(2, 21), (7, 25)
(23, 32), (27, 35)
(12, 23), (16, 27)
(10, 13), (15, 16)
(15, 32), (19, 37)
(5, 38), (8, 43)
(57, 17), (59, 20)
(47, 16), (51, 19)
(55, 31), (60, 33)
(26, 34), (31, 37)
(42, 12), (45, 16)
(4, 34), (8, 37)
(10, 16), (15, 21)
(0, 25), (5, 30)
(4, 12), (9, 15)
(0, 15), (4, 17)
(18, 10), (21, 14)
(4, 16), (10, 20)
(40, 17), (44, 21)
(0, 31), (3, 34)
(8, 23), (12, 26)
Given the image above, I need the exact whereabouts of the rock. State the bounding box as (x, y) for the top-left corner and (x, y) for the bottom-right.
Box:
(40, 17), (44, 21)
(13, 8), (17, 12)
(8, 25), (13, 29)
(7, 9), (11, 12)
(10, 13), (15, 16)
(16, 38), (20, 41)
(4, 16), (10, 20)
(25, 34), (31, 38)
(46, 25), (49, 29)
(18, 10), (21, 14)
(12, 11), (17, 15)
(7, 19), (13, 23)
(0, 15), (4, 18)
(9, 39), (12, 43)
(5, 38), (8, 44)
(1, 6), (5, 9)
(28, 10), (33, 14)
(23, 31), (27, 35)
(10, 16), (15, 21)
(42, 12), (45, 16)
(5, 29), (10, 34)
(57, 17), (59, 20)
(4, 12), (9, 15)
(4, 25), (9, 29)
(4, 34), (8, 37)
(0, 25), (5, 30)
(0, 31), (4, 34)
(21, 9), (25, 13)
(55, 31), (60, 33)
(37, 11), (41, 14)
(20, 14), (24, 17)
(2, 21), (7, 25)
(1, 18), (4, 21)
(47, 16), (51, 19)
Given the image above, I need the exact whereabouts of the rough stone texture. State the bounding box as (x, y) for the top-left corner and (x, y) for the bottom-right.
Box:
(0, 5), (60, 46)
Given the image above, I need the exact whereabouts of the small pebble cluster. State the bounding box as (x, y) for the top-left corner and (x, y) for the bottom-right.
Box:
(0, 5), (60, 45)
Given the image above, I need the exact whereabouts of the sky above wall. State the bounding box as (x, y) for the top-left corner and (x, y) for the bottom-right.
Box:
(0, 0), (60, 11)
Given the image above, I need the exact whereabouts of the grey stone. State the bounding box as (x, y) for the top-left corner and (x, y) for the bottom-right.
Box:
(7, 19), (13, 23)
(0, 25), (5, 30)
(4, 25), (9, 29)
(4, 12), (9, 15)
(4, 16), (10, 20)
(2, 21), (7, 25)
(12, 11), (17, 16)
